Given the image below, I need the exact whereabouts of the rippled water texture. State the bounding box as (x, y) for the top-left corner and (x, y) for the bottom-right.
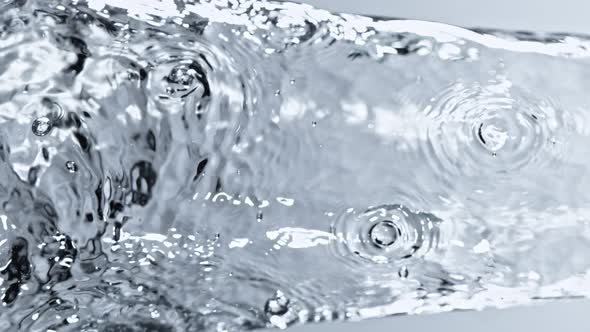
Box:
(1, 0), (590, 330)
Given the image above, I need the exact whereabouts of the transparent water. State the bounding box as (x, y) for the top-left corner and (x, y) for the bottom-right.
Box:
(1, 0), (590, 331)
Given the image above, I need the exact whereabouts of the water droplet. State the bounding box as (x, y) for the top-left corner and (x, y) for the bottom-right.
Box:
(31, 117), (52, 136)
(311, 121), (317, 127)
(398, 266), (409, 278)
(256, 211), (263, 222)
(264, 290), (290, 316)
(274, 89), (281, 96)
(65, 161), (77, 173)
(368, 220), (399, 248)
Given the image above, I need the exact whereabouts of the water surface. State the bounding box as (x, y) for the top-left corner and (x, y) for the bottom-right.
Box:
(1, 0), (590, 330)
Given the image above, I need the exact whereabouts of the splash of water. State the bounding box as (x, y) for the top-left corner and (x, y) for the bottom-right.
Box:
(1, 0), (590, 331)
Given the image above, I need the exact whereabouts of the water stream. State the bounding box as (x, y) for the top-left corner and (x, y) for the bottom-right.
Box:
(1, 0), (590, 330)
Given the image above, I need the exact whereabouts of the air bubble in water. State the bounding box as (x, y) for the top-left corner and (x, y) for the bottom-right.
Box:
(369, 220), (399, 248)
(32, 117), (52, 136)
(65, 161), (78, 173)
(264, 290), (290, 316)
(163, 63), (205, 99)
(256, 211), (263, 222)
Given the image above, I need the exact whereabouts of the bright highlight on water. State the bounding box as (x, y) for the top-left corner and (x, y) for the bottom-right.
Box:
(1, 0), (590, 331)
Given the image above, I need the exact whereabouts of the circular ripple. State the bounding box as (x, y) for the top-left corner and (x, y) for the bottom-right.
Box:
(330, 204), (442, 267)
(422, 81), (564, 178)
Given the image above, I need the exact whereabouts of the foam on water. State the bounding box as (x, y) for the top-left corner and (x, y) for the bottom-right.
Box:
(1, 0), (590, 330)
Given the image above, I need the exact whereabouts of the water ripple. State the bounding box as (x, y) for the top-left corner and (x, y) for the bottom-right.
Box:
(421, 80), (567, 180)
(331, 204), (443, 267)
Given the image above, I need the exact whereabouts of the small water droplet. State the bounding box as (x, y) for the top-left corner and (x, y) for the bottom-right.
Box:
(311, 121), (317, 127)
(398, 266), (409, 278)
(256, 211), (263, 222)
(274, 89), (281, 96)
(32, 117), (52, 136)
(369, 220), (399, 248)
(289, 79), (295, 85)
(264, 290), (290, 316)
(65, 161), (77, 173)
